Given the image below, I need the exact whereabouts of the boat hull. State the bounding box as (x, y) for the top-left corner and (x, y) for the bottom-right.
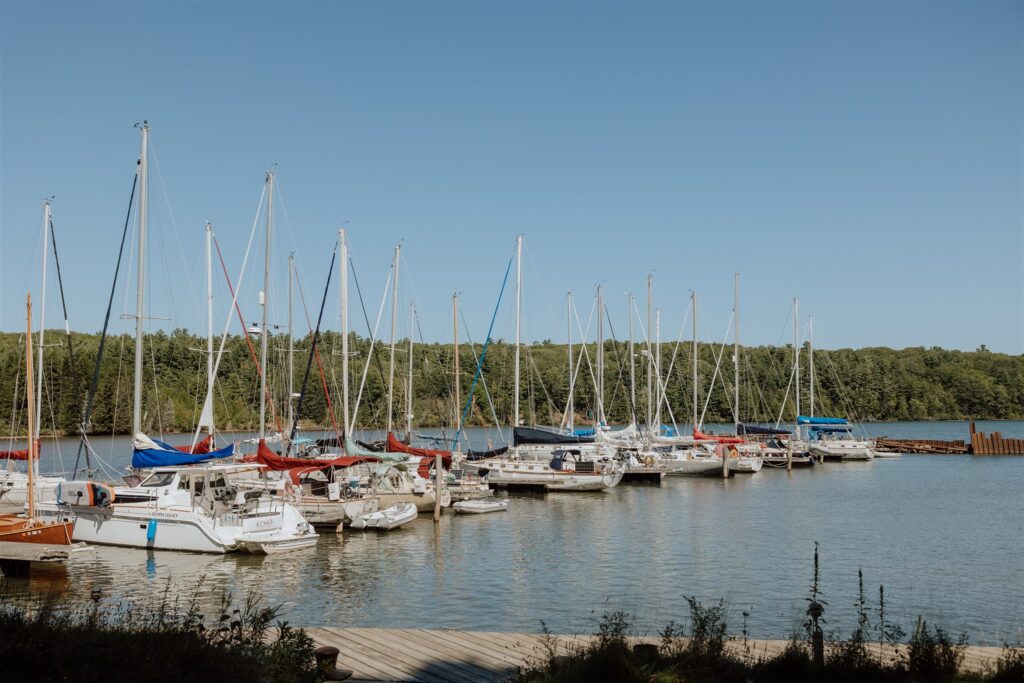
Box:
(0, 516), (74, 545)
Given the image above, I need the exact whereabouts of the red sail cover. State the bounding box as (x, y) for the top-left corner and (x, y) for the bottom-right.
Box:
(693, 429), (745, 445)
(172, 434), (213, 454)
(252, 439), (376, 471)
(386, 433), (452, 479)
(0, 441), (37, 461)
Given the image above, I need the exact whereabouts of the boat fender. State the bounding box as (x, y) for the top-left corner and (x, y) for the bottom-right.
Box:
(146, 518), (158, 542)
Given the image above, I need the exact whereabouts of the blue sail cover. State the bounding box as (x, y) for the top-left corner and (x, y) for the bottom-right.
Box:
(132, 435), (235, 468)
(797, 416), (848, 425)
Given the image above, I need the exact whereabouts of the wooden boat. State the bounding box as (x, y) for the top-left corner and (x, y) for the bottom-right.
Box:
(452, 499), (508, 514)
(350, 502), (417, 530)
(0, 294), (74, 548)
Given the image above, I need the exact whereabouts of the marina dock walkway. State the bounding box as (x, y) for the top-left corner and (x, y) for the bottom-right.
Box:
(306, 627), (1007, 682)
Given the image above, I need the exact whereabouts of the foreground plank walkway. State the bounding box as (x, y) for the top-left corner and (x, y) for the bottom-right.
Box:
(306, 628), (1007, 682)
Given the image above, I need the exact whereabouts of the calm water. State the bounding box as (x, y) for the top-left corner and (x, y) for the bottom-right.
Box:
(3, 421), (1022, 642)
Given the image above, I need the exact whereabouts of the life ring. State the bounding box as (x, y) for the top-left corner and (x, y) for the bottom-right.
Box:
(439, 488), (452, 508)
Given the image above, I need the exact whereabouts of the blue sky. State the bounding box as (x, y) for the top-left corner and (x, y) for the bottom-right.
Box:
(2, 0), (1021, 353)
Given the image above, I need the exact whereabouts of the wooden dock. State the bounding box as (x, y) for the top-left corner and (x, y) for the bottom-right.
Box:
(969, 421), (1024, 454)
(874, 437), (968, 454)
(304, 627), (1008, 682)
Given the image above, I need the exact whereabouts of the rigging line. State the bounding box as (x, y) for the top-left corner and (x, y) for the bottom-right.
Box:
(349, 257), (388, 393)
(73, 171), (137, 478)
(147, 138), (201, 316)
(293, 267), (343, 443)
(47, 217), (81, 434)
(211, 229), (283, 435)
(603, 305), (636, 426)
(458, 306), (503, 442)
(5, 348), (21, 454)
(286, 245), (337, 455)
(451, 255), (514, 451)
(352, 266), (393, 428)
(699, 314), (734, 429)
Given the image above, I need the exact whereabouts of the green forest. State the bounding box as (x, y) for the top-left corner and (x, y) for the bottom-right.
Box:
(1, 329), (1022, 437)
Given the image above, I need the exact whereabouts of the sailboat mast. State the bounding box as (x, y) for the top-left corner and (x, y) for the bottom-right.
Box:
(386, 244), (400, 435)
(452, 292), (460, 431)
(259, 170), (273, 440)
(34, 201), (50, 445)
(654, 308), (661, 430)
(206, 223), (215, 438)
(513, 235), (522, 428)
(340, 228), (350, 436)
(406, 303), (414, 439)
(287, 253), (294, 431)
(628, 293), (636, 426)
(692, 290), (698, 431)
(734, 273), (740, 435)
(597, 284), (604, 426)
(567, 291), (574, 432)
(809, 315), (815, 418)
(26, 295), (35, 520)
(794, 297), (800, 438)
(646, 274), (653, 434)
(133, 122), (149, 438)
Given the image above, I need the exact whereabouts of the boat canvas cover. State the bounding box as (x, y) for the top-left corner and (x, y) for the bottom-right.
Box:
(739, 424), (792, 436)
(693, 428), (744, 444)
(386, 433), (453, 479)
(513, 426), (595, 446)
(797, 416), (848, 425)
(131, 433), (235, 468)
(345, 437), (408, 462)
(172, 434), (212, 454)
(466, 445), (509, 461)
(254, 439), (376, 471)
(0, 441), (36, 461)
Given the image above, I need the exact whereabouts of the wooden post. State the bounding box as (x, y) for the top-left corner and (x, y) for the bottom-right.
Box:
(25, 294), (35, 520)
(787, 439), (793, 471)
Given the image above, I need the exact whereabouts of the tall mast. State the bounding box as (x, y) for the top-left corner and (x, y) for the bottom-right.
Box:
(596, 284), (604, 425)
(133, 122), (149, 438)
(205, 223), (215, 438)
(259, 170), (273, 440)
(809, 315), (815, 418)
(386, 244), (400, 435)
(287, 253), (294, 431)
(692, 290), (698, 431)
(513, 235), (522, 428)
(654, 308), (661, 430)
(34, 200), (50, 443)
(628, 293), (636, 427)
(452, 292), (460, 431)
(406, 303), (415, 439)
(566, 291), (574, 432)
(794, 297), (801, 436)
(26, 295), (35, 520)
(646, 273), (653, 433)
(734, 272), (740, 435)
(340, 229), (350, 436)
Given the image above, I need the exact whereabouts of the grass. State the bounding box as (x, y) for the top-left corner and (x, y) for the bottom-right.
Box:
(0, 580), (321, 683)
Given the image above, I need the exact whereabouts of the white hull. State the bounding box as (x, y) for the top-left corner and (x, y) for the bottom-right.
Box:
(350, 502), (418, 530)
(728, 456), (763, 473)
(0, 472), (62, 505)
(466, 459), (623, 491)
(810, 444), (874, 461)
(453, 499), (508, 514)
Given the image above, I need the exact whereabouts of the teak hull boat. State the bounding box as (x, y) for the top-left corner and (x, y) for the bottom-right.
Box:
(0, 516), (74, 545)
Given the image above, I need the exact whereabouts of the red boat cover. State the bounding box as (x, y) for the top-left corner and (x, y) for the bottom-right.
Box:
(172, 434), (213, 454)
(693, 429), (745, 445)
(386, 433), (452, 479)
(252, 439), (377, 472)
(0, 440), (39, 461)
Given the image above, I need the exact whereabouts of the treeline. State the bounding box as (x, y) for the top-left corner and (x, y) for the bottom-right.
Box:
(1, 329), (1022, 436)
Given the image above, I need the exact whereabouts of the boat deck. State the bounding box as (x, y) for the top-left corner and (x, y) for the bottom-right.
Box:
(304, 627), (1007, 682)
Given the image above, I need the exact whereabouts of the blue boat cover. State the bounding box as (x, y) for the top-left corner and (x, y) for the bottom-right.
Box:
(797, 416), (848, 425)
(573, 427), (596, 437)
(132, 439), (235, 468)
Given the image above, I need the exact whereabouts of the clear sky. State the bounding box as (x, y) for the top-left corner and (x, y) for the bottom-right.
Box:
(1, 0), (1021, 353)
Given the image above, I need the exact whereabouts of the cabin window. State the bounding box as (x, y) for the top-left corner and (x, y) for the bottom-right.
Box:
(140, 472), (175, 487)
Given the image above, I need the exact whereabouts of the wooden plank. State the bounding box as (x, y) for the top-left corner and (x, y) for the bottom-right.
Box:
(395, 629), (508, 682)
(433, 628), (545, 670)
(340, 627), (482, 683)
(414, 629), (531, 672)
(309, 628), (415, 682)
(319, 627), (443, 682)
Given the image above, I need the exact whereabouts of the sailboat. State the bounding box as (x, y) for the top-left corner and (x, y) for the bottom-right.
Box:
(0, 294), (74, 546)
(35, 124), (317, 554)
(459, 236), (624, 491)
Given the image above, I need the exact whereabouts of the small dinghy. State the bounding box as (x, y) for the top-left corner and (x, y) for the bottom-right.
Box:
(350, 502), (417, 531)
(453, 499), (509, 514)
(873, 450), (902, 459)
